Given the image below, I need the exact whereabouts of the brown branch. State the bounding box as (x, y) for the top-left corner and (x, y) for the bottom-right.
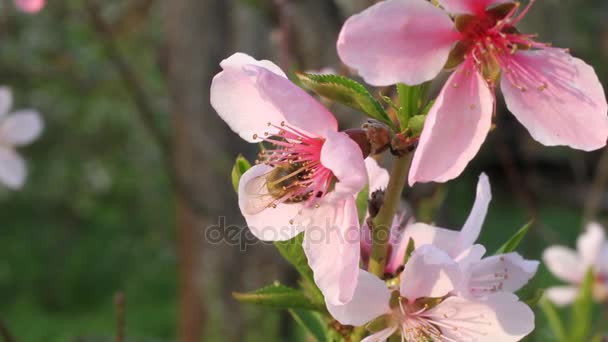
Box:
(0, 318), (15, 342)
(110, 0), (157, 35)
(84, 0), (170, 156)
(114, 292), (125, 342)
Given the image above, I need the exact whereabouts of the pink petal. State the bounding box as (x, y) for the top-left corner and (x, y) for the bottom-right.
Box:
(14, 0), (45, 13)
(361, 327), (398, 342)
(437, 0), (513, 15)
(427, 293), (534, 340)
(365, 157), (389, 194)
(454, 244), (487, 269)
(337, 0), (460, 86)
(238, 164), (305, 241)
(409, 61), (494, 185)
(466, 253), (539, 296)
(542, 246), (584, 284)
(0, 87), (13, 118)
(453, 173), (491, 255)
(576, 222), (606, 266)
(0, 147), (26, 190)
(321, 130), (367, 200)
(326, 270), (391, 326)
(303, 197), (361, 305)
(210, 53), (337, 143)
(501, 48), (608, 151)
(0, 110), (43, 146)
(392, 223), (460, 268)
(545, 286), (579, 306)
(400, 245), (461, 301)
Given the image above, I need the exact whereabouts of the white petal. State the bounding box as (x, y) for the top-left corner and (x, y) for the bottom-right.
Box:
(542, 246), (584, 284)
(454, 173), (491, 256)
(0, 87), (13, 118)
(0, 110), (43, 146)
(0, 147), (26, 190)
(400, 245), (461, 300)
(545, 286), (579, 306)
(576, 222), (606, 266)
(361, 326), (398, 342)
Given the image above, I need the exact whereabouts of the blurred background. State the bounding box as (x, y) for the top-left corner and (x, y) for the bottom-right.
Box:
(1, 0), (607, 341)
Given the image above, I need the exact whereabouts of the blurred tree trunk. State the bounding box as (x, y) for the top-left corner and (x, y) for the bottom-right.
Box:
(164, 0), (234, 341)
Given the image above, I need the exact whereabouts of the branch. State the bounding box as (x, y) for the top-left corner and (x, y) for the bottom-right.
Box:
(84, 0), (170, 156)
(0, 318), (15, 342)
(114, 292), (125, 342)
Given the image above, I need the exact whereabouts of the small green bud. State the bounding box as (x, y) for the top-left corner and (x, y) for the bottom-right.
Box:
(231, 154), (252, 193)
(408, 115), (427, 136)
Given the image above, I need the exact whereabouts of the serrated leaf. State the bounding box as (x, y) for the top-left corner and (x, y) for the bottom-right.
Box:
(570, 269), (595, 341)
(289, 309), (327, 342)
(540, 296), (567, 342)
(233, 283), (323, 311)
(231, 154), (252, 193)
(274, 233), (323, 301)
(494, 220), (532, 255)
(296, 73), (395, 129)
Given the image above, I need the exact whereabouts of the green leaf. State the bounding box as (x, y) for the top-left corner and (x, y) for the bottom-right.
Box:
(540, 296), (567, 342)
(274, 233), (323, 301)
(494, 220), (532, 255)
(402, 238), (416, 266)
(570, 269), (595, 341)
(396, 82), (431, 132)
(289, 309), (327, 342)
(356, 185), (370, 224)
(407, 115), (426, 136)
(231, 154), (252, 193)
(296, 73), (395, 129)
(233, 283), (323, 311)
(524, 288), (545, 308)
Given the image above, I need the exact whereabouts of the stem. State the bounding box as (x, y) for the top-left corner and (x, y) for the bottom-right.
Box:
(368, 154), (412, 277)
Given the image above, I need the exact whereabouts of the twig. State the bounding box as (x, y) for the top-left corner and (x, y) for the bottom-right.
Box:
(582, 147), (608, 226)
(114, 292), (125, 342)
(84, 0), (170, 156)
(0, 318), (15, 342)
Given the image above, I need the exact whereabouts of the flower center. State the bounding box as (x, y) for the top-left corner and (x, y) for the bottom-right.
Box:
(253, 121), (334, 208)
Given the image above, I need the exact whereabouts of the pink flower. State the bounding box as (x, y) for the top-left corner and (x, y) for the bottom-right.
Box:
(327, 245), (535, 341)
(543, 222), (608, 306)
(361, 170), (538, 297)
(338, 0), (608, 185)
(0, 87), (43, 190)
(14, 0), (45, 13)
(210, 53), (368, 305)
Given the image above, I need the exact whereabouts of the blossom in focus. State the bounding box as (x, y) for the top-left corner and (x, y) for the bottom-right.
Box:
(327, 246), (535, 341)
(0, 87), (43, 190)
(338, 0), (608, 185)
(14, 0), (45, 13)
(210, 53), (368, 305)
(543, 222), (608, 306)
(361, 168), (538, 296)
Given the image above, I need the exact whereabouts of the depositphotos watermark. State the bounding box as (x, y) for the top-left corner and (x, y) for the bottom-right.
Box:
(204, 217), (389, 251)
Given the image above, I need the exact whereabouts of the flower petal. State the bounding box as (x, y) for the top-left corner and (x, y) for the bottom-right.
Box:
(303, 197), (361, 305)
(321, 130), (367, 200)
(210, 53), (337, 143)
(400, 245), (461, 300)
(337, 0), (460, 86)
(545, 286), (579, 306)
(14, 0), (45, 13)
(361, 327), (398, 342)
(437, 0), (513, 15)
(453, 173), (491, 255)
(0, 87), (12, 118)
(576, 222), (606, 267)
(409, 61), (494, 185)
(326, 270), (392, 326)
(501, 48), (608, 151)
(0, 147), (26, 190)
(365, 157), (389, 194)
(542, 246), (584, 284)
(238, 164), (304, 241)
(466, 253), (539, 297)
(426, 292), (534, 341)
(393, 222), (460, 266)
(0, 110), (43, 146)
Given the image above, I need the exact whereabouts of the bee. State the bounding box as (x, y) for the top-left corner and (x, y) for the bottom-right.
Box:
(242, 164), (312, 215)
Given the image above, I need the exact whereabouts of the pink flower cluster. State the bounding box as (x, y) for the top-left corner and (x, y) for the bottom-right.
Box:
(331, 168), (538, 341)
(209, 0), (608, 340)
(14, 0), (45, 13)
